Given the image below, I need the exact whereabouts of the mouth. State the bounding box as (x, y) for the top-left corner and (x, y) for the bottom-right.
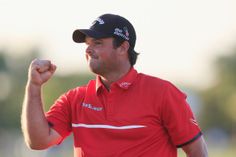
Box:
(86, 53), (98, 60)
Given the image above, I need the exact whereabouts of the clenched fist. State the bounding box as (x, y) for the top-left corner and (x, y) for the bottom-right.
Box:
(28, 59), (57, 86)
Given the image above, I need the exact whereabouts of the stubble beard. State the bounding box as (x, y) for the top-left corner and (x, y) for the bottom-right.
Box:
(87, 57), (102, 75)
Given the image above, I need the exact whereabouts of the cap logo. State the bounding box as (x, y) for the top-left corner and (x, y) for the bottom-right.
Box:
(123, 27), (129, 37)
(114, 27), (129, 40)
(91, 17), (105, 26)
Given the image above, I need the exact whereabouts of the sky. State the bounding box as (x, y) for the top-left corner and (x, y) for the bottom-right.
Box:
(1, 0), (236, 89)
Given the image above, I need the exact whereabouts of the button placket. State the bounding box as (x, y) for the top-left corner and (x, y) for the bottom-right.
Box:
(107, 95), (113, 119)
(106, 84), (117, 119)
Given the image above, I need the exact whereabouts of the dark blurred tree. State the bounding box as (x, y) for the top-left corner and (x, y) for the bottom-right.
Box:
(0, 52), (7, 71)
(199, 49), (236, 137)
(0, 49), (40, 128)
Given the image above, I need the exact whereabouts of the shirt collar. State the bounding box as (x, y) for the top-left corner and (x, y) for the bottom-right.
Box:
(96, 67), (138, 93)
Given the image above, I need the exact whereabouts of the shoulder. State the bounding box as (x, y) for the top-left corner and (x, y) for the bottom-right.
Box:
(66, 80), (95, 93)
(137, 72), (171, 88)
(137, 72), (185, 96)
(64, 79), (97, 97)
(66, 86), (86, 96)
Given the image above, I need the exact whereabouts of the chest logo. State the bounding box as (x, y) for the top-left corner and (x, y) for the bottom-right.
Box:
(82, 102), (103, 111)
(119, 82), (131, 89)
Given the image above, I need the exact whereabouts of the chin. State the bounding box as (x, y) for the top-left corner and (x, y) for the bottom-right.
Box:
(89, 65), (105, 76)
(87, 61), (104, 75)
(88, 64), (99, 74)
(90, 68), (101, 75)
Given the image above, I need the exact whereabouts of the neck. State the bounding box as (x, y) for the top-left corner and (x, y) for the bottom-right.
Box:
(100, 64), (131, 90)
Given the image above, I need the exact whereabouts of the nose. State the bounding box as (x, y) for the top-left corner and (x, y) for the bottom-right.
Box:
(85, 45), (93, 55)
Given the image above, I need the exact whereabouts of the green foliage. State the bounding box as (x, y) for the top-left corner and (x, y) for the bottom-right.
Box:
(0, 52), (7, 71)
(199, 50), (236, 135)
(0, 51), (37, 129)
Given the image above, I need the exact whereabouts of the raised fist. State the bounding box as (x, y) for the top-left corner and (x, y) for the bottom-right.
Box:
(28, 59), (57, 86)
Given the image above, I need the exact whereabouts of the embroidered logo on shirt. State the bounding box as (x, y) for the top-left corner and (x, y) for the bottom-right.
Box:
(190, 118), (198, 126)
(119, 82), (131, 89)
(82, 103), (103, 111)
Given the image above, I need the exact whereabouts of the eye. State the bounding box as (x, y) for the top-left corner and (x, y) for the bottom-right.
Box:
(94, 40), (102, 45)
(85, 42), (89, 46)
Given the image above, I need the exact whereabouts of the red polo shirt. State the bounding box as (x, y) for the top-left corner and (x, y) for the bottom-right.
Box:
(46, 68), (202, 157)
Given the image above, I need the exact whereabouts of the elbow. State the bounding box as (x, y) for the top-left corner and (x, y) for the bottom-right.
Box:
(22, 128), (61, 150)
(25, 140), (50, 150)
(28, 144), (48, 150)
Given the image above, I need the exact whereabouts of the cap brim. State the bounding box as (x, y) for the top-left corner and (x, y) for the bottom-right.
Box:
(72, 29), (111, 43)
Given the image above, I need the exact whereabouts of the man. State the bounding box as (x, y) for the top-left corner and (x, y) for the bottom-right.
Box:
(21, 14), (208, 157)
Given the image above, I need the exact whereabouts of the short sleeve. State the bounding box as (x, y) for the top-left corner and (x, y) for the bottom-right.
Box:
(45, 90), (73, 141)
(161, 82), (202, 147)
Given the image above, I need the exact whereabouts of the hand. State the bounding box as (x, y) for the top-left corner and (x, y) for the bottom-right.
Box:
(28, 59), (57, 86)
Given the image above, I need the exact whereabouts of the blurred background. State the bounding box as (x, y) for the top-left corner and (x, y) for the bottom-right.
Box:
(0, 0), (236, 156)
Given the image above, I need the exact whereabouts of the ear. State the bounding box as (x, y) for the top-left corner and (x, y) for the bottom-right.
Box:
(118, 41), (130, 55)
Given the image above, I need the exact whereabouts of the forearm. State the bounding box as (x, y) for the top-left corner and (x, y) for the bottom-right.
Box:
(21, 82), (52, 149)
(183, 136), (208, 157)
(185, 150), (208, 157)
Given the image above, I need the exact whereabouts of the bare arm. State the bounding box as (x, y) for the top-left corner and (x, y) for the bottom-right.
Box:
(21, 59), (62, 150)
(182, 136), (208, 157)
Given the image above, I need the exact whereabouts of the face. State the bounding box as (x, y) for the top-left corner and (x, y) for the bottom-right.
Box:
(85, 37), (120, 75)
